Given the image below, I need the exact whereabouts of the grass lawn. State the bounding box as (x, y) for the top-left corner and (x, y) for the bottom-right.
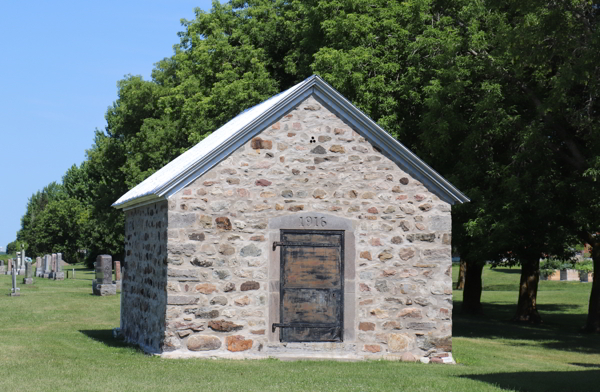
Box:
(1, 264), (599, 392)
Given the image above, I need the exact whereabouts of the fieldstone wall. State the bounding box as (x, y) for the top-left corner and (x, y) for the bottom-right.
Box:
(154, 95), (452, 360)
(122, 201), (168, 353)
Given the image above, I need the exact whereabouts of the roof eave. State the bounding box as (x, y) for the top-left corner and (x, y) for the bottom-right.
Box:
(157, 79), (318, 200)
(311, 77), (470, 205)
(112, 194), (165, 211)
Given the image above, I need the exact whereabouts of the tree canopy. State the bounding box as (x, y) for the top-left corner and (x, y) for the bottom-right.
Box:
(15, 0), (600, 330)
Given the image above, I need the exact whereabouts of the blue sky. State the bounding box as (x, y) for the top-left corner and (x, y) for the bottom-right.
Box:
(0, 1), (221, 250)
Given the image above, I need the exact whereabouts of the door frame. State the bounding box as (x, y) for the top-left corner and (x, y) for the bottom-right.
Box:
(268, 212), (356, 344)
(277, 229), (345, 342)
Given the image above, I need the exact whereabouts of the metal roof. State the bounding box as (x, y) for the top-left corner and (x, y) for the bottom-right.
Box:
(113, 75), (469, 210)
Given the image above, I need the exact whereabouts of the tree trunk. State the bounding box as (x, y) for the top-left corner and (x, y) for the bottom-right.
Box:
(456, 259), (467, 290)
(513, 256), (542, 323)
(583, 238), (600, 333)
(462, 260), (484, 314)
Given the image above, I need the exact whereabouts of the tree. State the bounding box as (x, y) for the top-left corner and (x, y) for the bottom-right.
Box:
(76, 1), (286, 266)
(27, 198), (88, 263)
(6, 241), (17, 255)
(481, 0), (600, 328)
(17, 182), (66, 257)
(15, 0), (598, 328)
(310, 0), (587, 321)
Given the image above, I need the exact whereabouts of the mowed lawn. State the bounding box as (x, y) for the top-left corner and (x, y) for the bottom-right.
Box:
(1, 264), (599, 392)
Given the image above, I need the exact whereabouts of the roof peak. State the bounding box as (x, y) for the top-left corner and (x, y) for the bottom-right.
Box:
(113, 76), (468, 210)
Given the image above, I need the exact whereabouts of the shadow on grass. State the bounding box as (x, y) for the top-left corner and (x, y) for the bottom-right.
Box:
(488, 268), (522, 274)
(570, 363), (600, 368)
(484, 284), (521, 291)
(461, 370), (600, 392)
(454, 301), (600, 354)
(80, 329), (133, 349)
(73, 269), (96, 281)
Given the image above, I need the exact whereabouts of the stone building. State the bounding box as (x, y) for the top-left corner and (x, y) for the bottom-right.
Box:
(112, 75), (468, 361)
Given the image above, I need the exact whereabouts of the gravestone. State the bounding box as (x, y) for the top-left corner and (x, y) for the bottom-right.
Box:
(7, 259), (13, 274)
(92, 255), (116, 296)
(49, 253), (57, 279)
(114, 260), (122, 291)
(21, 248), (26, 275)
(54, 253), (65, 280)
(0, 259), (4, 274)
(16, 252), (24, 275)
(35, 257), (42, 277)
(10, 263), (20, 296)
(43, 254), (51, 278)
(23, 261), (33, 285)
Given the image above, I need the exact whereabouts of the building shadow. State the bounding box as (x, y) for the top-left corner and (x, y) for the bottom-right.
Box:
(461, 370), (600, 392)
(79, 329), (138, 350)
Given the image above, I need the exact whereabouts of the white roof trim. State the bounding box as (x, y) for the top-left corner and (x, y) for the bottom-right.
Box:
(113, 75), (469, 210)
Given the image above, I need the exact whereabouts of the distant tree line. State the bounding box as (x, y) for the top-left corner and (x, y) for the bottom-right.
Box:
(10, 0), (600, 331)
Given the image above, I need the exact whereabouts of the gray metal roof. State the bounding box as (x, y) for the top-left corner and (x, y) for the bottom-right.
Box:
(113, 75), (469, 210)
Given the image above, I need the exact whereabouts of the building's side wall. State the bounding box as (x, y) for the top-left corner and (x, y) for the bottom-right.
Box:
(122, 201), (168, 353)
(164, 95), (452, 360)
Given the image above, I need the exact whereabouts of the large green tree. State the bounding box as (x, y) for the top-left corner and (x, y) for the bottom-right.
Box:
(17, 166), (92, 263)
(494, 0), (600, 330)
(17, 182), (66, 257)
(310, 0), (588, 322)
(16, 0), (599, 329)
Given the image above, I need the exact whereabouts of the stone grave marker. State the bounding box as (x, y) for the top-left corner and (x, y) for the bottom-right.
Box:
(49, 253), (57, 279)
(93, 255), (116, 296)
(7, 259), (12, 274)
(114, 260), (122, 291)
(21, 248), (26, 275)
(43, 254), (51, 278)
(23, 261), (33, 285)
(54, 253), (65, 280)
(115, 261), (121, 281)
(10, 263), (20, 296)
(16, 251), (25, 275)
(35, 257), (42, 277)
(0, 259), (4, 274)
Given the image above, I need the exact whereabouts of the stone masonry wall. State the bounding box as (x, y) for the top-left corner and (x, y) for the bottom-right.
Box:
(122, 201), (168, 353)
(163, 95), (452, 360)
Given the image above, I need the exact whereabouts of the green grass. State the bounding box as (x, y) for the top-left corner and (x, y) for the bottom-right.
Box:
(0, 263), (599, 392)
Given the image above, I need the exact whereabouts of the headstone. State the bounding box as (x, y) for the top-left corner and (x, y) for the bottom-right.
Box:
(43, 255), (50, 278)
(0, 259), (4, 274)
(23, 261), (33, 285)
(49, 253), (57, 279)
(16, 252), (24, 275)
(54, 253), (64, 280)
(10, 264), (20, 296)
(92, 255), (116, 296)
(35, 257), (42, 277)
(114, 261), (121, 281)
(114, 260), (122, 291)
(7, 259), (13, 274)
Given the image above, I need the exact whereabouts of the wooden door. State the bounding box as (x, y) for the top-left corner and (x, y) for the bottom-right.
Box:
(277, 230), (344, 342)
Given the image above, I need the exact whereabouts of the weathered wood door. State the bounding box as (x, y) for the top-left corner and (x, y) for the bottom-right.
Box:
(277, 230), (344, 342)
